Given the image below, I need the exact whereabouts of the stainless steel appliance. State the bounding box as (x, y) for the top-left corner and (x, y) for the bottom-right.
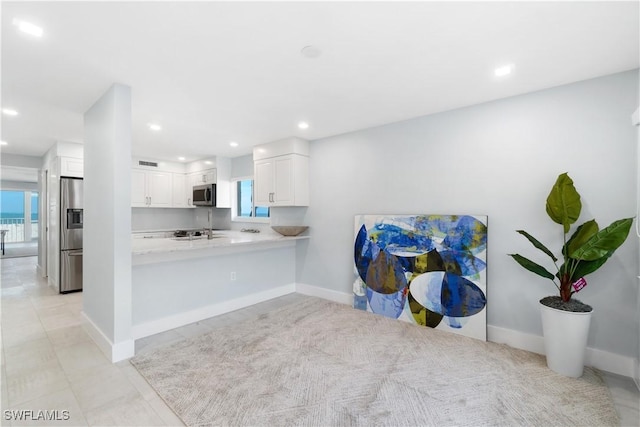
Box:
(193, 184), (216, 206)
(60, 177), (83, 293)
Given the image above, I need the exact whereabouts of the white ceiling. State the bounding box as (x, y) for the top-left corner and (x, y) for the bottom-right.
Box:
(1, 1), (638, 163)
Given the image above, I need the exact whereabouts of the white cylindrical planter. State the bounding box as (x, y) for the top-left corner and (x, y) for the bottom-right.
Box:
(540, 302), (593, 378)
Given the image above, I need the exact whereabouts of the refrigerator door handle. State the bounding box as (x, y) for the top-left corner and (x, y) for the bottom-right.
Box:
(68, 250), (83, 256)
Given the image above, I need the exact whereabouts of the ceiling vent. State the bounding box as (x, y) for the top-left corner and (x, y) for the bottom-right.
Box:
(138, 160), (158, 167)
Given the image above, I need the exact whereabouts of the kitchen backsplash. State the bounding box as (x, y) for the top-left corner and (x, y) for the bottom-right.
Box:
(132, 206), (305, 232)
(194, 207), (232, 230)
(132, 208), (198, 231)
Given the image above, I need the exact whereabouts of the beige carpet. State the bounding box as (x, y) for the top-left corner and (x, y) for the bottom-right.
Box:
(131, 297), (619, 426)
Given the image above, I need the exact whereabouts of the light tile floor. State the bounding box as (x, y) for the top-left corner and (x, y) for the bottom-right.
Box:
(1, 257), (182, 426)
(0, 242), (38, 260)
(2, 256), (639, 426)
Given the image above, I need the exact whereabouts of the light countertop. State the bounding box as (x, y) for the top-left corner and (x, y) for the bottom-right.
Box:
(132, 230), (309, 265)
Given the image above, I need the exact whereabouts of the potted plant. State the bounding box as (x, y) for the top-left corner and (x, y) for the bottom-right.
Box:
(509, 172), (633, 377)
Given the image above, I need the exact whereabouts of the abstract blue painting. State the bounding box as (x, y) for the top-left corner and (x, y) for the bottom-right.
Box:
(354, 215), (488, 341)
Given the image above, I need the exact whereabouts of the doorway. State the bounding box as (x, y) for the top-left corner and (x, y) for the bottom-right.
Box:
(0, 189), (39, 258)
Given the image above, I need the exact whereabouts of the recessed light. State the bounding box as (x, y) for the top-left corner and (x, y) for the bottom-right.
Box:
(298, 121), (309, 129)
(148, 123), (162, 131)
(494, 64), (514, 77)
(204, 160), (213, 165)
(229, 141), (239, 147)
(301, 45), (322, 59)
(12, 19), (43, 37)
(2, 108), (18, 116)
(178, 156), (186, 161)
(0, 141), (8, 146)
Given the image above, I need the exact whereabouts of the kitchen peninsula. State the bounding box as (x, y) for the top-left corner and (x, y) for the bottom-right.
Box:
(131, 230), (309, 340)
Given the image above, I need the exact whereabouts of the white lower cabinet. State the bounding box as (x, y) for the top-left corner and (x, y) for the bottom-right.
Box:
(131, 169), (172, 207)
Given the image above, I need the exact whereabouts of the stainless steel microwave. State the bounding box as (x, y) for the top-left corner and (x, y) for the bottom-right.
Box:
(193, 184), (216, 206)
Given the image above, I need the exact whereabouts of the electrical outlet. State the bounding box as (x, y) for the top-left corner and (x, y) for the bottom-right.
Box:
(230, 272), (236, 281)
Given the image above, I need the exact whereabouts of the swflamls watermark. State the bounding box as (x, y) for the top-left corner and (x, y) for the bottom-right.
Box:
(4, 409), (70, 421)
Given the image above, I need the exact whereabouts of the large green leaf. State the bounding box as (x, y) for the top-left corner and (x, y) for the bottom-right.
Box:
(509, 254), (556, 280)
(516, 230), (557, 262)
(570, 217), (633, 261)
(566, 220), (599, 256)
(564, 252), (614, 281)
(545, 173), (582, 234)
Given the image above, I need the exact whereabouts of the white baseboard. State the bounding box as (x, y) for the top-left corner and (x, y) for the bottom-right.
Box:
(81, 312), (135, 363)
(586, 347), (637, 379)
(488, 325), (635, 378)
(487, 325), (545, 354)
(295, 284), (637, 379)
(132, 283), (296, 340)
(295, 283), (353, 305)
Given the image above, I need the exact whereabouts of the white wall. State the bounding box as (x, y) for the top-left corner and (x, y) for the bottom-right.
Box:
(2, 154), (44, 268)
(298, 70), (639, 358)
(132, 245), (295, 328)
(83, 84), (133, 361)
(1, 153), (42, 169)
(231, 154), (254, 179)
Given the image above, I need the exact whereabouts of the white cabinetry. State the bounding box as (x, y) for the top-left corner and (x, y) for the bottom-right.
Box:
(190, 168), (216, 185)
(60, 157), (84, 178)
(253, 137), (309, 207)
(131, 169), (172, 207)
(186, 168), (217, 207)
(171, 173), (189, 207)
(131, 158), (230, 209)
(186, 173), (199, 207)
(186, 162), (231, 208)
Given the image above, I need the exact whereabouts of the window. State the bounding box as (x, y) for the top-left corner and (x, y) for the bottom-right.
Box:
(232, 178), (269, 222)
(0, 190), (39, 242)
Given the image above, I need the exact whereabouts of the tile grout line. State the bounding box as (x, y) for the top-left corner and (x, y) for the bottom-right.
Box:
(119, 360), (185, 426)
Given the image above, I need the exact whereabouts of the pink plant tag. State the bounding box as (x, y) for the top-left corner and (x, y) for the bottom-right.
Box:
(572, 277), (587, 292)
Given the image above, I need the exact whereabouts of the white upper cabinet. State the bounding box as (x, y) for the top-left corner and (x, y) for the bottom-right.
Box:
(131, 169), (172, 207)
(131, 169), (147, 207)
(171, 173), (189, 207)
(186, 173), (200, 207)
(60, 157), (84, 178)
(186, 158), (230, 208)
(131, 157), (230, 209)
(190, 168), (216, 185)
(253, 137), (309, 207)
(254, 159), (274, 206)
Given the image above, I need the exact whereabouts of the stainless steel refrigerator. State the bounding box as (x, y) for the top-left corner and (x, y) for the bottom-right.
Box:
(60, 177), (83, 293)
